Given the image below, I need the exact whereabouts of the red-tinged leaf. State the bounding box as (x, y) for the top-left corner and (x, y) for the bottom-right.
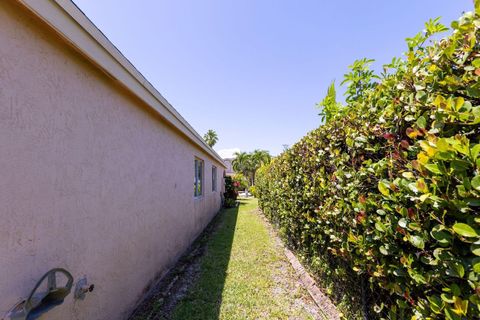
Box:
(358, 195), (366, 204)
(383, 133), (395, 140)
(411, 160), (420, 170)
(408, 208), (416, 219)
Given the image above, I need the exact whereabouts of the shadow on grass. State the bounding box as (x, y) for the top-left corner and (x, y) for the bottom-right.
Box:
(170, 202), (241, 320)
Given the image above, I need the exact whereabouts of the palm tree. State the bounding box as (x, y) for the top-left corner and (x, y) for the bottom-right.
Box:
(232, 150), (271, 188)
(250, 149), (271, 185)
(232, 151), (251, 177)
(232, 151), (253, 191)
(203, 129), (218, 147)
(252, 149), (271, 167)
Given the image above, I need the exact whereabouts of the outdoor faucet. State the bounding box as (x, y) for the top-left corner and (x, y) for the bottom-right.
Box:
(74, 277), (94, 300)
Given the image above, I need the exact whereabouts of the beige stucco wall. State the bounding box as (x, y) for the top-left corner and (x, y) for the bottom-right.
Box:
(0, 2), (224, 319)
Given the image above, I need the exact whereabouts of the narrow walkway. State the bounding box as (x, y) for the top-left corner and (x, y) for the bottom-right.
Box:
(131, 198), (325, 320)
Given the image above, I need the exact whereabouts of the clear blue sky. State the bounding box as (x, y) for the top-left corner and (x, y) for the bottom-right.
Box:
(73, 0), (472, 156)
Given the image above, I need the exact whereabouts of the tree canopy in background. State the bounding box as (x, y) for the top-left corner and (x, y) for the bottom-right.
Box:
(203, 129), (218, 147)
(232, 150), (271, 187)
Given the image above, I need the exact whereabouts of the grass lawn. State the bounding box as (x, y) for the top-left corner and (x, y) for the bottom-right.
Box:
(171, 198), (320, 320)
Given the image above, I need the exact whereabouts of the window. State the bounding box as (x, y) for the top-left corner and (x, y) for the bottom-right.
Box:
(194, 159), (203, 197)
(212, 166), (217, 192)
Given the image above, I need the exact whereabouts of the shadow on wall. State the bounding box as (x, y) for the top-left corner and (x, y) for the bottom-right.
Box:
(171, 203), (240, 320)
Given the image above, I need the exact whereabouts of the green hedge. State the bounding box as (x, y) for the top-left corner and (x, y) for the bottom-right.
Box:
(257, 10), (480, 320)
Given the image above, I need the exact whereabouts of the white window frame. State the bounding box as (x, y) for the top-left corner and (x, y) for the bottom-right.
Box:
(194, 158), (204, 197)
(212, 166), (217, 192)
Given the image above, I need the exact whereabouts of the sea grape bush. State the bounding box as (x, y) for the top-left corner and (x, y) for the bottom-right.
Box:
(257, 9), (480, 319)
(224, 176), (238, 208)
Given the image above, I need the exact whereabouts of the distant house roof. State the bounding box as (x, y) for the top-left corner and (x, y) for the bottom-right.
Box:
(17, 0), (225, 167)
(223, 158), (235, 176)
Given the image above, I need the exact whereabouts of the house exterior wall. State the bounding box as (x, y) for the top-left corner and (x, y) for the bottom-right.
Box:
(0, 1), (224, 319)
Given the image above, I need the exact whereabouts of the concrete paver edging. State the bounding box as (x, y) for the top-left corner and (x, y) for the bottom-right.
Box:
(257, 209), (341, 320)
(283, 248), (341, 320)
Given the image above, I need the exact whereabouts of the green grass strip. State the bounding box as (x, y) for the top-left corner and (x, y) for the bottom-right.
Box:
(172, 198), (316, 320)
